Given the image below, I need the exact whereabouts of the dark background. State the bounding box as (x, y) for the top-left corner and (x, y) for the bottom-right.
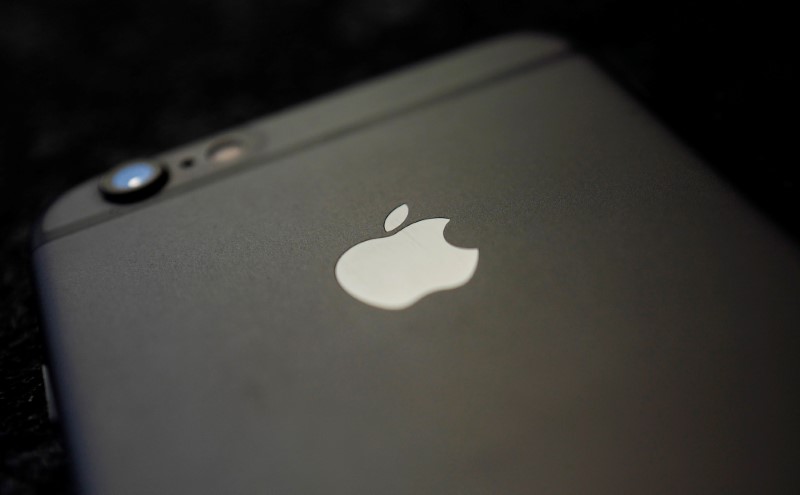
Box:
(0, 1), (796, 493)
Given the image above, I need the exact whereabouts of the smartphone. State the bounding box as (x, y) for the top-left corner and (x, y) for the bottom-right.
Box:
(32, 33), (800, 494)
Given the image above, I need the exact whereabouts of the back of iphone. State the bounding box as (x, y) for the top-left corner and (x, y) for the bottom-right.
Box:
(33, 34), (800, 494)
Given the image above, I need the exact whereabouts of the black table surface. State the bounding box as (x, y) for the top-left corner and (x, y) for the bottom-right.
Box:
(1, 1), (797, 493)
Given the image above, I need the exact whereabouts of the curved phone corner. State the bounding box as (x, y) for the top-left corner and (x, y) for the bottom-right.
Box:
(31, 177), (106, 249)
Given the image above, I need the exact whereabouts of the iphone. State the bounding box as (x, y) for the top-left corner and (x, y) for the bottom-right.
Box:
(33, 33), (800, 494)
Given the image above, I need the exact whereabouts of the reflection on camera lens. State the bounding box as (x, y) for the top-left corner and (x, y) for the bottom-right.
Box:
(99, 161), (168, 203)
(111, 163), (156, 190)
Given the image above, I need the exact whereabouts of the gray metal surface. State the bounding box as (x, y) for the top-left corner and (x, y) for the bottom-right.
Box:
(34, 34), (800, 494)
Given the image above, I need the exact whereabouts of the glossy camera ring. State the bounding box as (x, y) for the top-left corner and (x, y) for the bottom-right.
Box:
(99, 161), (169, 203)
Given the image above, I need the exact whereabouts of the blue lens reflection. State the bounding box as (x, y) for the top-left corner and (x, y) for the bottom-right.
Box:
(111, 163), (157, 190)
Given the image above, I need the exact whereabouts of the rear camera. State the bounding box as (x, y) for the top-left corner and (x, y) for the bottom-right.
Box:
(99, 161), (168, 203)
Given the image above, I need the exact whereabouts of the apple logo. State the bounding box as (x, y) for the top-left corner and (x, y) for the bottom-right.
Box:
(335, 204), (479, 310)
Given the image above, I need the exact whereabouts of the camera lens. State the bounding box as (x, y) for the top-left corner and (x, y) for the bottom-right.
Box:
(99, 161), (169, 203)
